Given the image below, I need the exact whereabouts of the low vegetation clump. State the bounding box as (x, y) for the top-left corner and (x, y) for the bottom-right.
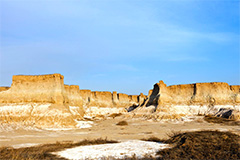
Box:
(108, 113), (123, 119)
(204, 115), (240, 126)
(144, 130), (240, 160)
(116, 120), (128, 126)
(0, 138), (118, 160)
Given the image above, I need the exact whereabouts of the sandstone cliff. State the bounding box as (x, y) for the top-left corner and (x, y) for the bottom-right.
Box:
(80, 90), (145, 108)
(0, 74), (84, 128)
(0, 74), (146, 127)
(79, 89), (146, 118)
(135, 80), (240, 120)
(2, 73), (238, 127)
(144, 80), (240, 106)
(0, 74), (65, 104)
(0, 87), (10, 92)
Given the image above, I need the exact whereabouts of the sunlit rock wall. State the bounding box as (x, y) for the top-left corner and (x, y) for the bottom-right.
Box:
(79, 89), (146, 118)
(0, 74), (84, 128)
(0, 74), (65, 104)
(0, 87), (10, 92)
(136, 80), (240, 120)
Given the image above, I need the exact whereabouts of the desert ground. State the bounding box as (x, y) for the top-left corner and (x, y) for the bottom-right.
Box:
(1, 115), (239, 147)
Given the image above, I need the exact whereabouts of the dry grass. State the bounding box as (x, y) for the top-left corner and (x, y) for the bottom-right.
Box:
(1, 130), (239, 160)
(0, 138), (118, 160)
(116, 120), (128, 126)
(141, 137), (164, 143)
(143, 130), (240, 160)
(204, 115), (240, 126)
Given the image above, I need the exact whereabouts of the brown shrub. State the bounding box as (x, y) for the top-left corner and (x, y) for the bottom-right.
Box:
(108, 113), (123, 119)
(204, 115), (240, 126)
(116, 120), (128, 126)
(144, 130), (240, 160)
(141, 137), (164, 143)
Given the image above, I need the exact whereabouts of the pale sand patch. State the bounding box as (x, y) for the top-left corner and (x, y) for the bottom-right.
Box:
(76, 121), (93, 128)
(12, 143), (39, 149)
(53, 140), (169, 160)
(43, 121), (93, 130)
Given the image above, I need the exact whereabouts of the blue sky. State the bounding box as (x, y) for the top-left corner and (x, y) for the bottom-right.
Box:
(0, 0), (239, 95)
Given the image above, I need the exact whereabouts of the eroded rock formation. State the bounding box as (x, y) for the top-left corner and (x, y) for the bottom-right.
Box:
(0, 74), (84, 128)
(0, 87), (9, 92)
(135, 80), (240, 120)
(79, 90), (146, 118)
(0, 74), (146, 127)
(1, 74), (239, 128)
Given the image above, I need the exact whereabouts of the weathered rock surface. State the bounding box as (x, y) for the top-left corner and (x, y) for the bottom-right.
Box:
(135, 80), (240, 120)
(0, 87), (10, 92)
(0, 74), (84, 128)
(79, 89), (146, 118)
(80, 90), (145, 108)
(1, 74), (239, 128)
(0, 74), (145, 127)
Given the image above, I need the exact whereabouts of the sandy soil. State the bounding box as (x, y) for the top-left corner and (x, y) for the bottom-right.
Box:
(0, 116), (239, 148)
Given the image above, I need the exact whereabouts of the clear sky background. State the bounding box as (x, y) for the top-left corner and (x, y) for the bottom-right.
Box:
(0, 0), (239, 95)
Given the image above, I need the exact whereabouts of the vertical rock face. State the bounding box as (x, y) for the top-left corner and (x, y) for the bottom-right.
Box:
(145, 81), (239, 106)
(230, 85), (240, 94)
(0, 74), (65, 104)
(64, 85), (83, 106)
(90, 91), (113, 107)
(0, 74), (84, 128)
(79, 89), (146, 118)
(80, 90), (92, 106)
(79, 90), (144, 108)
(0, 87), (10, 92)
(140, 80), (240, 120)
(64, 85), (84, 119)
(0, 73), (147, 126)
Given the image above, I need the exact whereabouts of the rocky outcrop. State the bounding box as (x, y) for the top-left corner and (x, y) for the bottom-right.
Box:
(80, 90), (146, 118)
(230, 85), (240, 94)
(80, 90), (145, 108)
(2, 73), (238, 125)
(64, 85), (84, 119)
(0, 74), (84, 128)
(144, 81), (240, 106)
(134, 80), (240, 120)
(0, 74), (65, 104)
(0, 87), (10, 92)
(0, 74), (146, 126)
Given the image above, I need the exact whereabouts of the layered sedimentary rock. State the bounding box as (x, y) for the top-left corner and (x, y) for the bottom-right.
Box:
(0, 74), (146, 126)
(80, 90), (145, 108)
(0, 74), (65, 104)
(64, 85), (84, 119)
(136, 80), (240, 120)
(0, 87), (10, 92)
(0, 74), (84, 128)
(80, 89), (146, 118)
(2, 73), (239, 126)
